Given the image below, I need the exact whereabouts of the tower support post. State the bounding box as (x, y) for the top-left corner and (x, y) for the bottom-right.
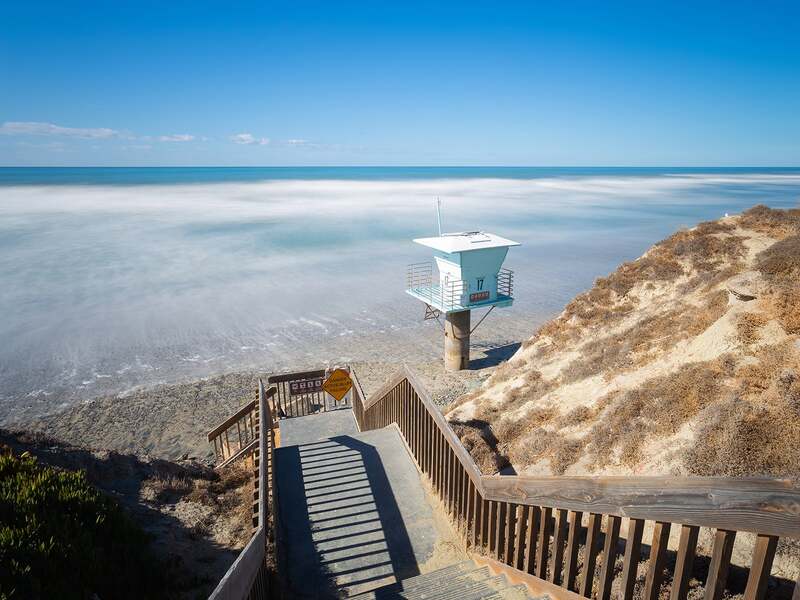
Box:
(444, 310), (470, 370)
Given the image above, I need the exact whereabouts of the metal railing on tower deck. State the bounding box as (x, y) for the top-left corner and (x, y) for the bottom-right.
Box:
(406, 261), (467, 312)
(496, 267), (514, 298)
(406, 261), (433, 289)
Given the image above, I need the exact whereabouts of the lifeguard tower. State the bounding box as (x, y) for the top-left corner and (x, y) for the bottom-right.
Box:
(406, 230), (519, 370)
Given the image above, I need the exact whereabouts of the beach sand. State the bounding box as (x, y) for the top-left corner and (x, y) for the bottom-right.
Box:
(25, 312), (538, 461)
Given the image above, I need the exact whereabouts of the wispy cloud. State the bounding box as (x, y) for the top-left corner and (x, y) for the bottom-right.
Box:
(230, 133), (269, 145)
(0, 121), (119, 139)
(158, 134), (195, 142)
(285, 139), (309, 146)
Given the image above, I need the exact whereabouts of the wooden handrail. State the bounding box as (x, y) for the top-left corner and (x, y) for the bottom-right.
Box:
(207, 399), (257, 441)
(351, 363), (800, 600)
(209, 380), (274, 600)
(267, 369), (326, 384)
(480, 475), (800, 538)
(357, 364), (800, 537)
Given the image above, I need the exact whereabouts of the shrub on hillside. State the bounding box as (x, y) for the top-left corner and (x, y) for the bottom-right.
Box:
(0, 449), (167, 600)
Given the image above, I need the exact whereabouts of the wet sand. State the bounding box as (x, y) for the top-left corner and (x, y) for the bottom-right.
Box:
(25, 312), (540, 461)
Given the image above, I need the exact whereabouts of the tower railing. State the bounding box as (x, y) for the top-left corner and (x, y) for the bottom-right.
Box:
(406, 261), (467, 311)
(497, 267), (514, 298)
(406, 261), (433, 289)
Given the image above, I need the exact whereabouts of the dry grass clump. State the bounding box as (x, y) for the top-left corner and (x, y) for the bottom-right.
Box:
(186, 462), (251, 507)
(492, 406), (558, 442)
(493, 370), (558, 412)
(556, 405), (595, 428)
(739, 204), (800, 238)
(753, 233), (800, 334)
(586, 361), (727, 470)
(595, 254), (685, 299)
(143, 473), (194, 503)
(756, 234), (800, 279)
(560, 289), (729, 384)
(449, 419), (510, 474)
(686, 397), (800, 479)
(506, 428), (585, 475)
(453, 207), (800, 479)
(764, 288), (800, 334)
(736, 312), (769, 345)
(686, 342), (800, 478)
(533, 219), (744, 354)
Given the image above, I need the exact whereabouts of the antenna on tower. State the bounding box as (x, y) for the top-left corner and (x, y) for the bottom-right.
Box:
(436, 197), (443, 236)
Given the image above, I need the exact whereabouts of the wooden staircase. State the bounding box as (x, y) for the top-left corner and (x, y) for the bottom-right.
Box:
(358, 560), (544, 599)
(208, 367), (800, 600)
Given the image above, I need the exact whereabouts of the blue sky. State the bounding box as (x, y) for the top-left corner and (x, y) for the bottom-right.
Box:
(1, 1), (798, 166)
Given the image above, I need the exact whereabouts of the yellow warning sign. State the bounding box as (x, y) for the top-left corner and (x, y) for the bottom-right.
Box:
(322, 368), (352, 402)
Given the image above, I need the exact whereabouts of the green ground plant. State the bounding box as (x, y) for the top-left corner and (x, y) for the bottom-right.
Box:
(0, 449), (167, 600)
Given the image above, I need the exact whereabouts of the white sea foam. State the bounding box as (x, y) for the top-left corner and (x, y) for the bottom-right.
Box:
(1, 173), (799, 420)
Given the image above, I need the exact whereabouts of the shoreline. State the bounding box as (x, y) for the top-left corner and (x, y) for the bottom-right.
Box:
(18, 312), (540, 461)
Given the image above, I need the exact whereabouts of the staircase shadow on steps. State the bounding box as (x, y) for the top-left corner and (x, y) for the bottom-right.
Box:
(276, 433), (420, 598)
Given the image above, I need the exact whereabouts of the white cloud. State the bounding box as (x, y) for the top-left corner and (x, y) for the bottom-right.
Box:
(230, 133), (269, 145)
(285, 139), (308, 146)
(158, 134), (195, 142)
(0, 121), (119, 139)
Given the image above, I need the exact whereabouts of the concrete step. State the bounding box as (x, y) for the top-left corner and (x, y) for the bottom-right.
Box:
(353, 560), (546, 600)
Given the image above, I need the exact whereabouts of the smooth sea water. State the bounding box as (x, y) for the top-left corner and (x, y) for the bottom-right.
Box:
(2, 167), (800, 421)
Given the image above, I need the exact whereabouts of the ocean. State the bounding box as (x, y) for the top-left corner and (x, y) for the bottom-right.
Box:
(2, 167), (799, 421)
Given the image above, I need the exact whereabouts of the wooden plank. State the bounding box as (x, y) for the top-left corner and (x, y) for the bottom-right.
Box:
(549, 508), (569, 585)
(215, 439), (258, 470)
(504, 502), (518, 565)
(473, 554), (587, 600)
(644, 521), (671, 600)
(488, 501), (498, 555)
(267, 369), (326, 384)
(365, 368), (484, 489)
(471, 486), (481, 548)
(704, 529), (736, 600)
(207, 399), (257, 440)
(580, 513), (603, 597)
(743, 534), (778, 600)
(670, 525), (699, 600)
(524, 505), (540, 575)
(480, 496), (491, 550)
(466, 479), (476, 543)
(598, 515), (622, 600)
(496, 501), (508, 561)
(480, 474), (800, 537)
(513, 505), (530, 571)
(564, 510), (583, 592)
(536, 506), (552, 579)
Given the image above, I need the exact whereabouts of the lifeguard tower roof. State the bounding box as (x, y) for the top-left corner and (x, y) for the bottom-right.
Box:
(413, 231), (520, 254)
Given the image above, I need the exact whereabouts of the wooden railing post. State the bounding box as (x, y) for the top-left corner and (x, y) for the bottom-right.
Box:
(349, 365), (800, 600)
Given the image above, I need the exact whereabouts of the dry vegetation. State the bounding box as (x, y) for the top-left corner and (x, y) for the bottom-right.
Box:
(447, 206), (800, 482)
(0, 429), (253, 598)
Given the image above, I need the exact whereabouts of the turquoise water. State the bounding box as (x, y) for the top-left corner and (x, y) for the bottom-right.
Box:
(1, 167), (799, 420)
(3, 166), (800, 185)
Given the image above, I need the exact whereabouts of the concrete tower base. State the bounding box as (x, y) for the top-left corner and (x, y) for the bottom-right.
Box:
(444, 310), (470, 371)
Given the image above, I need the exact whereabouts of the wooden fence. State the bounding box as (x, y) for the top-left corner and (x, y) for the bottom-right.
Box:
(268, 368), (351, 419)
(207, 395), (260, 466)
(209, 379), (277, 600)
(351, 365), (800, 600)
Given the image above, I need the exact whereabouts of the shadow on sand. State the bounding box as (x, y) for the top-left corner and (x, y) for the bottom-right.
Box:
(469, 341), (522, 370)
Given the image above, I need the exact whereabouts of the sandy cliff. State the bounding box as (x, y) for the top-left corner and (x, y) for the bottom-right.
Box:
(447, 205), (800, 481)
